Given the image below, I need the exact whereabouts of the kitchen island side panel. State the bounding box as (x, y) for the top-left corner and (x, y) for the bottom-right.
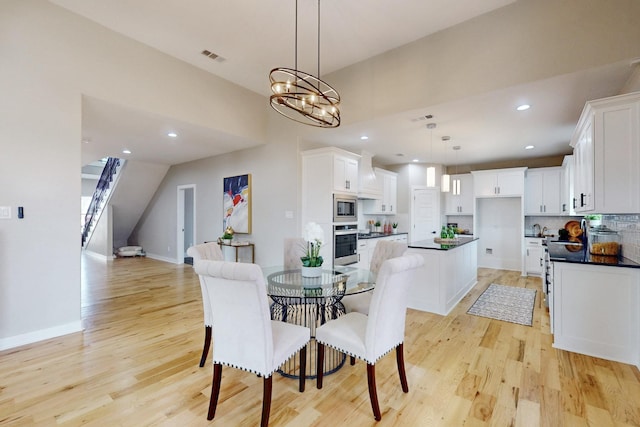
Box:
(406, 240), (478, 315)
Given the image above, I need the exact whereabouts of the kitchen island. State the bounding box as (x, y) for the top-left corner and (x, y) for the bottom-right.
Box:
(406, 237), (478, 315)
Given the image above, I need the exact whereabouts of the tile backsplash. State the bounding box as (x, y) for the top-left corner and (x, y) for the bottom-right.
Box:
(525, 214), (640, 263)
(602, 215), (640, 263)
(524, 216), (583, 237)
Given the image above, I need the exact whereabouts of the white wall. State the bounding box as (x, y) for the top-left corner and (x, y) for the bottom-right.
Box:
(133, 123), (304, 267)
(476, 197), (522, 271)
(0, 0), (266, 349)
(3, 0), (640, 349)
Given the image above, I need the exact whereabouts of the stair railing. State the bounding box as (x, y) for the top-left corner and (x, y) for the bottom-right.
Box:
(81, 157), (121, 246)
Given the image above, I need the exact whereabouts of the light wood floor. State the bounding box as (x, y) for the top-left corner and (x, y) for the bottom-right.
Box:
(2, 255), (639, 426)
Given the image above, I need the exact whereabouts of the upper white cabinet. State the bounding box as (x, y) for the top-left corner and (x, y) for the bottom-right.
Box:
(333, 154), (359, 194)
(444, 173), (474, 215)
(560, 155), (575, 215)
(572, 118), (595, 212)
(525, 167), (562, 215)
(471, 167), (526, 198)
(570, 92), (640, 214)
(363, 168), (397, 215)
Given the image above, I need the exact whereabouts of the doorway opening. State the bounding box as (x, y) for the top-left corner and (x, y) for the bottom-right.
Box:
(177, 185), (196, 264)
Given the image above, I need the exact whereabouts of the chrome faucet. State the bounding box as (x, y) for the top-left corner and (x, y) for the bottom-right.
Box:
(542, 226), (548, 236)
(532, 223), (541, 237)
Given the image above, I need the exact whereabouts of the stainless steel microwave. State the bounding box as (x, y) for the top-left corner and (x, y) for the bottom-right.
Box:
(333, 194), (357, 222)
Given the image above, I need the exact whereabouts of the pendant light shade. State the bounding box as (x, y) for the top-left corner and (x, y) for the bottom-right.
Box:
(441, 173), (450, 192)
(426, 167), (436, 187)
(441, 135), (451, 193)
(269, 0), (341, 128)
(452, 145), (461, 195)
(426, 123), (436, 187)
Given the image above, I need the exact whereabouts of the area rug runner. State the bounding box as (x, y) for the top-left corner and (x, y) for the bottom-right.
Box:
(467, 284), (536, 326)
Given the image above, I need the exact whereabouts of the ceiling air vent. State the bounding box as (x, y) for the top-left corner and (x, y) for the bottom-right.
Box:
(410, 114), (433, 123)
(201, 50), (226, 63)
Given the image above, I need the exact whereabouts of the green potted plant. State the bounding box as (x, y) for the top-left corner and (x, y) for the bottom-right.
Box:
(392, 222), (398, 234)
(300, 222), (324, 277)
(584, 214), (602, 228)
(221, 231), (234, 244)
(374, 220), (381, 233)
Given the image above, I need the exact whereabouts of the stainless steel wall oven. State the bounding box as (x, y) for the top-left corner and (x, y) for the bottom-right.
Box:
(333, 224), (358, 266)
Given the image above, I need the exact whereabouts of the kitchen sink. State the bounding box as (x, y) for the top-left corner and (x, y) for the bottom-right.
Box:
(546, 239), (585, 261)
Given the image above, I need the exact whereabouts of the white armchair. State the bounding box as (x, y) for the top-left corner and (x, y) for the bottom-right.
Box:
(341, 240), (407, 315)
(194, 260), (311, 426)
(186, 242), (224, 367)
(315, 254), (424, 421)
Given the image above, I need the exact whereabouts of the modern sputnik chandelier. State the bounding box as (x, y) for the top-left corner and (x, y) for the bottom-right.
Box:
(269, 0), (341, 128)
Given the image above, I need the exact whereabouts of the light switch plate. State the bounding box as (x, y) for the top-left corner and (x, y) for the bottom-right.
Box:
(0, 206), (11, 219)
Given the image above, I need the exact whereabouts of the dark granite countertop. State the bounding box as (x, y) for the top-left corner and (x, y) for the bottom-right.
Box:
(550, 251), (640, 269)
(357, 232), (408, 240)
(408, 236), (478, 251)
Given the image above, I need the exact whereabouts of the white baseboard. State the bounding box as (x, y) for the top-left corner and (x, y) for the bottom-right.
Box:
(145, 253), (179, 264)
(0, 321), (83, 351)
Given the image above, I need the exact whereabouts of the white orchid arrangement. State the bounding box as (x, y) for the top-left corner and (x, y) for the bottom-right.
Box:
(301, 222), (325, 267)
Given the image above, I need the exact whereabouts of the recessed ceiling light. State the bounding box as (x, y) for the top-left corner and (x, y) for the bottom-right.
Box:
(412, 158), (419, 162)
(122, 149), (131, 154)
(517, 104), (531, 111)
(360, 135), (368, 140)
(167, 132), (178, 138)
(525, 145), (534, 150)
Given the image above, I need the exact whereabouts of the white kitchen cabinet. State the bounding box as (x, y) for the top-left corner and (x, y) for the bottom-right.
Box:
(471, 167), (526, 198)
(363, 168), (397, 215)
(552, 261), (640, 367)
(572, 117), (595, 212)
(560, 155), (575, 215)
(525, 167), (562, 215)
(355, 239), (370, 269)
(525, 237), (544, 276)
(570, 92), (640, 214)
(444, 173), (473, 215)
(302, 147), (361, 266)
(333, 154), (359, 194)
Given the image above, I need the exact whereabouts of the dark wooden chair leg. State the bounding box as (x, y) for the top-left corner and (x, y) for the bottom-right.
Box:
(316, 343), (325, 389)
(261, 376), (273, 427)
(396, 343), (409, 393)
(199, 325), (212, 367)
(350, 355), (356, 365)
(366, 363), (381, 421)
(207, 363), (222, 420)
(299, 345), (307, 392)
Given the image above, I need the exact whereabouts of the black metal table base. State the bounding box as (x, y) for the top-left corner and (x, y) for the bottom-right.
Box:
(270, 298), (346, 379)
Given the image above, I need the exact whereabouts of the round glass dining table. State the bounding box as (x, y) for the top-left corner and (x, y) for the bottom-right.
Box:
(262, 265), (376, 379)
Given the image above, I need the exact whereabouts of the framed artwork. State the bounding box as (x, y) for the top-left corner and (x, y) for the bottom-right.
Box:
(223, 173), (252, 234)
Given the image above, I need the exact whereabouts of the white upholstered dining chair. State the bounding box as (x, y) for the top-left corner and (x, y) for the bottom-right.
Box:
(283, 237), (306, 270)
(186, 242), (224, 367)
(341, 240), (408, 315)
(194, 260), (311, 426)
(315, 254), (424, 421)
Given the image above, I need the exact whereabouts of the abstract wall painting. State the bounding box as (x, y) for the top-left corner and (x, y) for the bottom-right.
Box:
(223, 174), (251, 234)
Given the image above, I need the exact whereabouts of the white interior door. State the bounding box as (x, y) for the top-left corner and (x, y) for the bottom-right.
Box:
(177, 185), (196, 264)
(410, 187), (440, 243)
